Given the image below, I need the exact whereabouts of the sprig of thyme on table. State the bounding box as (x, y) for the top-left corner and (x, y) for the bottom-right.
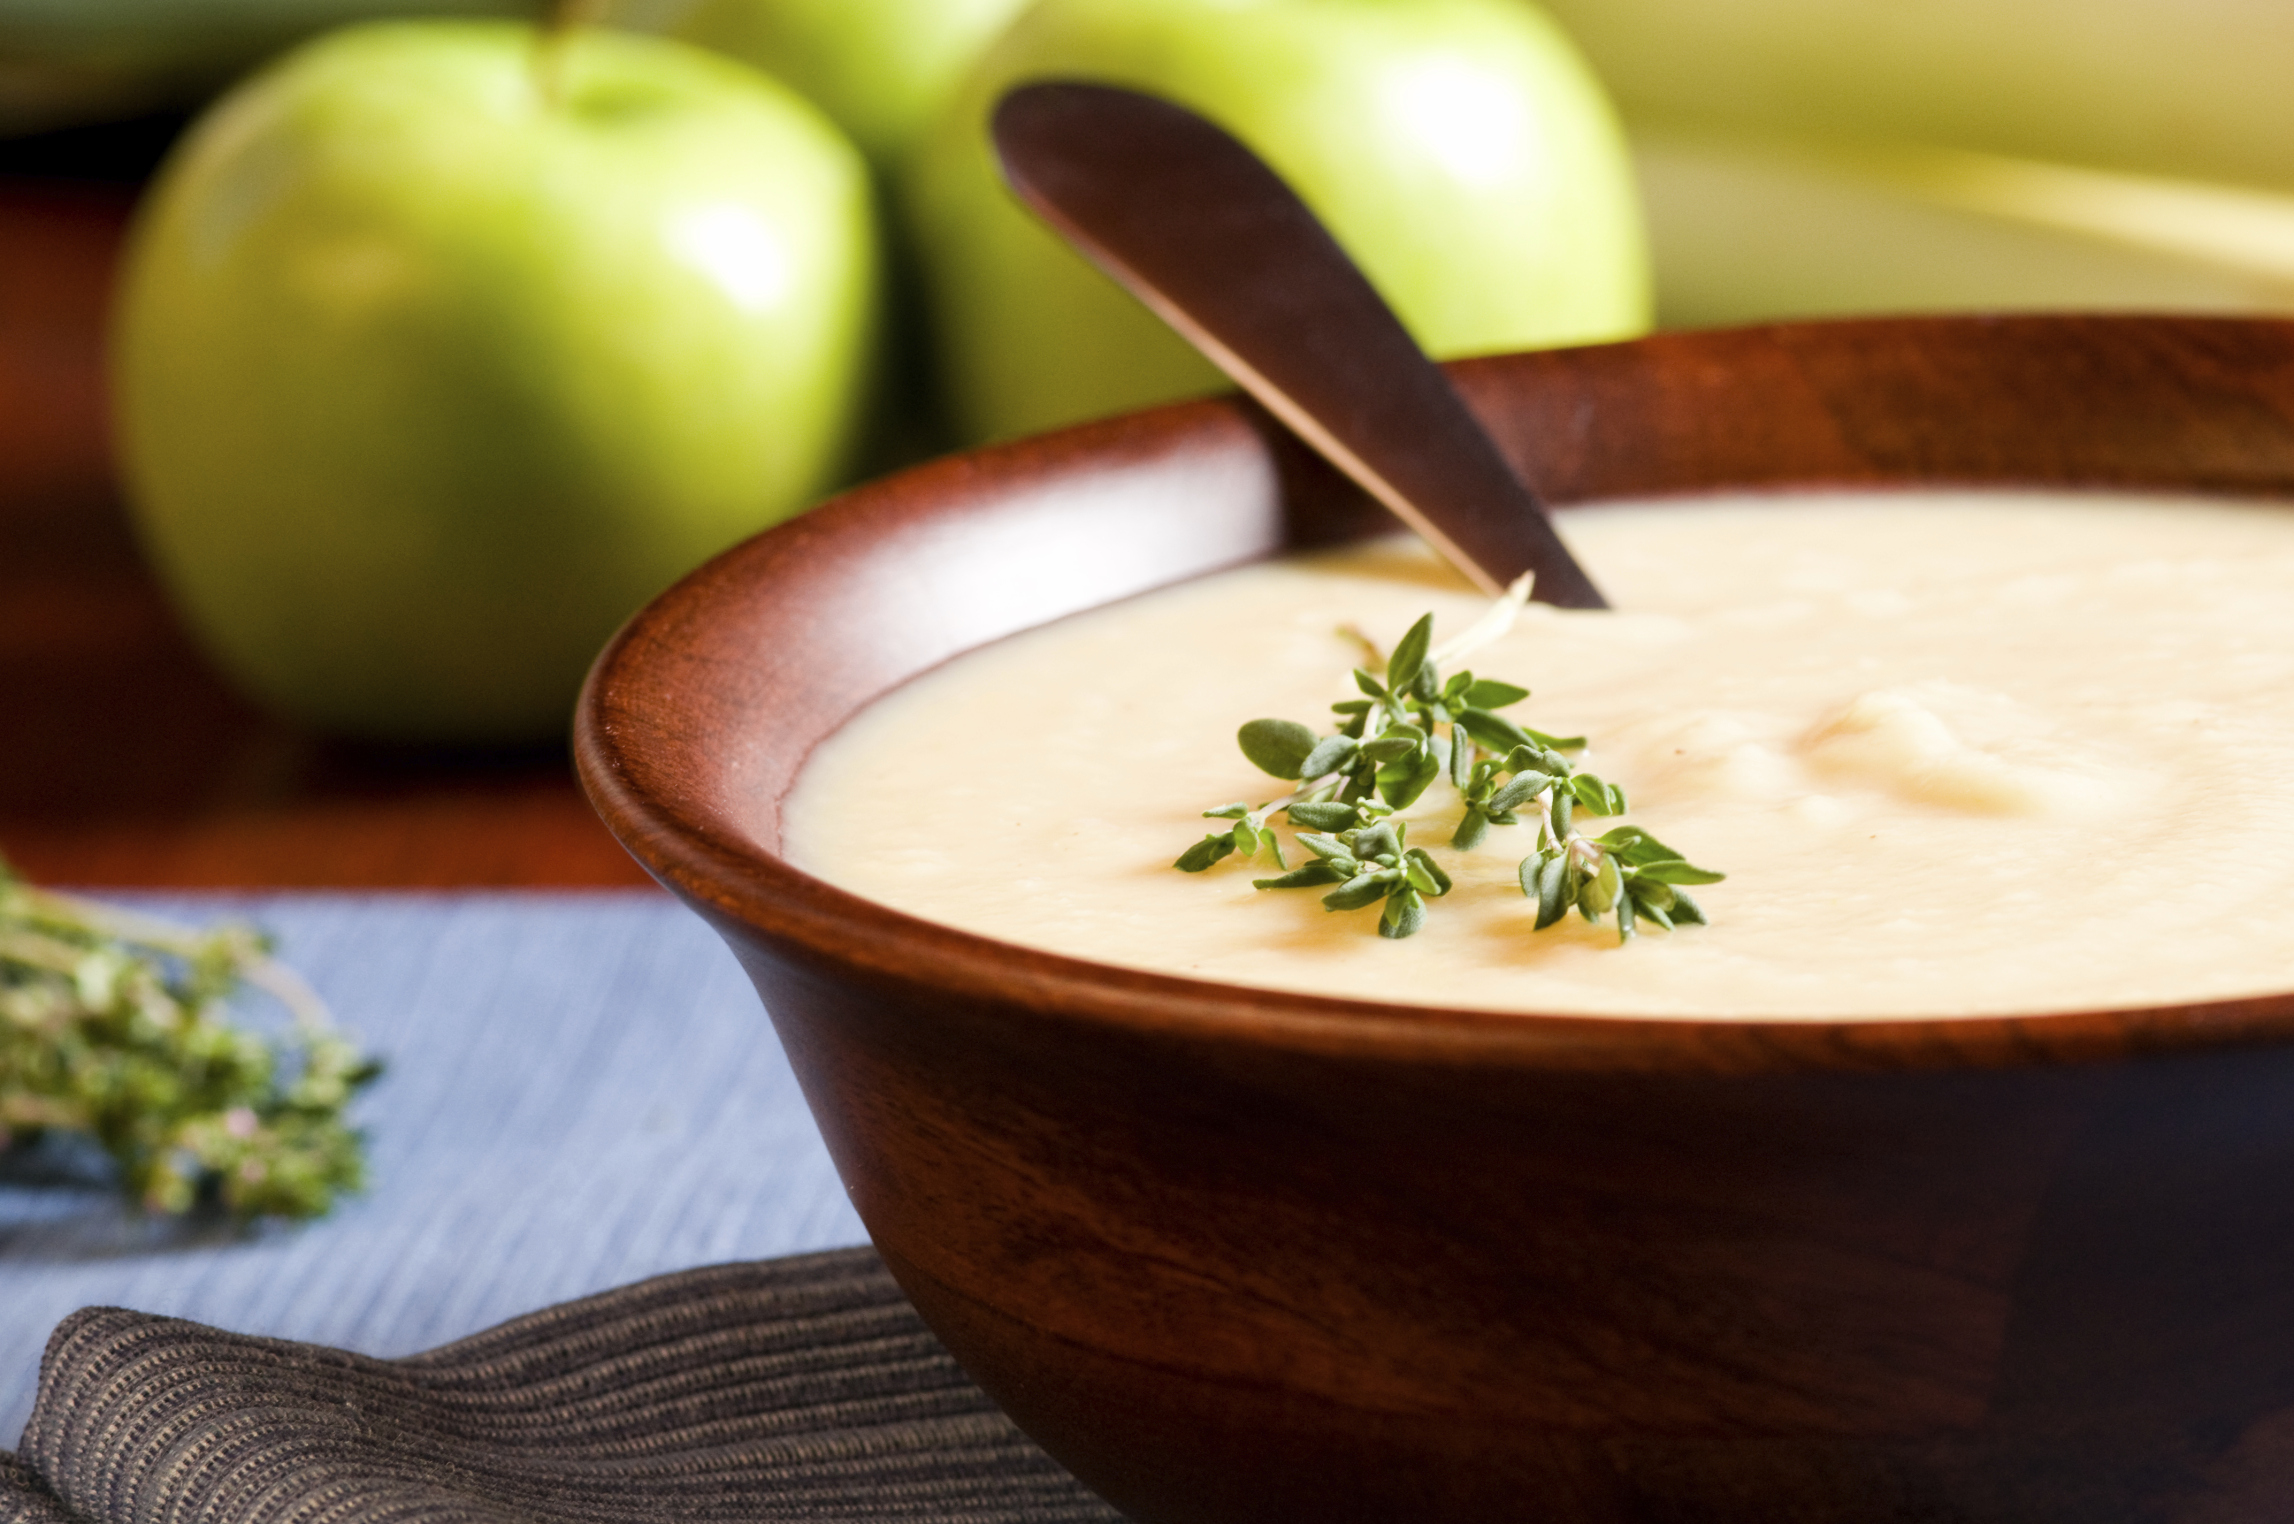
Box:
(1176, 599), (1722, 943)
(0, 862), (380, 1220)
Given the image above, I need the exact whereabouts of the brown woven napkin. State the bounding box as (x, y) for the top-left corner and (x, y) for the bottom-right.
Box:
(0, 1246), (1122, 1524)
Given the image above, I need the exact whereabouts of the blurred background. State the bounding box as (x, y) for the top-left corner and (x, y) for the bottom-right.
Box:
(7, 0), (2293, 891)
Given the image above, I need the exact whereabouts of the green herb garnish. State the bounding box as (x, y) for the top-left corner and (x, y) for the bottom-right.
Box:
(1, 862), (380, 1220)
(1176, 598), (1723, 944)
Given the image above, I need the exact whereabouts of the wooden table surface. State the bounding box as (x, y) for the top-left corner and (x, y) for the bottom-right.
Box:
(0, 159), (649, 890)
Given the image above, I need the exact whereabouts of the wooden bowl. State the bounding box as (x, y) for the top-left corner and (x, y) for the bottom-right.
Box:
(576, 315), (2294, 1524)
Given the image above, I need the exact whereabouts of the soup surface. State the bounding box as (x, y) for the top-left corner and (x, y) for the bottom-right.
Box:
(784, 491), (2294, 1020)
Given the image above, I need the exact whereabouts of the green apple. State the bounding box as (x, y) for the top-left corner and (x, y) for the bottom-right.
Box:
(667, 0), (1035, 474)
(906, 0), (1650, 445)
(113, 19), (878, 742)
(671, 0), (1032, 172)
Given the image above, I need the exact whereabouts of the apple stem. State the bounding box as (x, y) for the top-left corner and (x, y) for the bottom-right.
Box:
(535, 0), (614, 106)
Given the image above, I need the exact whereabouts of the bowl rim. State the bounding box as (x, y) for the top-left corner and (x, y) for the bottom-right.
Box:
(577, 313), (2294, 1076)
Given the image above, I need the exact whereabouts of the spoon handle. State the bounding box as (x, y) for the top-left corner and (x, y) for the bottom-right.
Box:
(991, 80), (1606, 609)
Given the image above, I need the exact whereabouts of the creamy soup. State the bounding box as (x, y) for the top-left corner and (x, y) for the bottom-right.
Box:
(784, 492), (2294, 1020)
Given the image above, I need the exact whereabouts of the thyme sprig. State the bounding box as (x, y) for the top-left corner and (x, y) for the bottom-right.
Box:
(0, 862), (380, 1220)
(1175, 606), (1723, 943)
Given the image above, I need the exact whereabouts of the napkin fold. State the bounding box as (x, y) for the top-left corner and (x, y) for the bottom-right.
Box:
(0, 1245), (1121, 1524)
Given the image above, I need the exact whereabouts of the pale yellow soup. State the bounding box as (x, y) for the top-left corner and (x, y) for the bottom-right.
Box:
(783, 491), (2294, 1020)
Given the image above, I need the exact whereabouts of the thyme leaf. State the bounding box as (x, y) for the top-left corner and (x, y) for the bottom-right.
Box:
(1175, 600), (1723, 945)
(0, 860), (381, 1219)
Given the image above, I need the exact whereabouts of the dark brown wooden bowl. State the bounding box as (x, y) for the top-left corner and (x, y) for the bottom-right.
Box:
(576, 315), (2294, 1524)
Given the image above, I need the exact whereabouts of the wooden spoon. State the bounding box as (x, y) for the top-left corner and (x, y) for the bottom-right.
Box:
(990, 80), (1607, 608)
